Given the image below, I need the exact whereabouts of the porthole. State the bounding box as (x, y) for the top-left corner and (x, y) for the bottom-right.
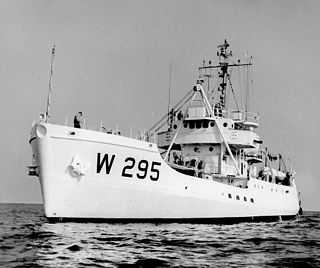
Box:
(173, 124), (177, 129)
(228, 193), (232, 199)
(223, 122), (228, 127)
(194, 147), (200, 153)
(184, 123), (188, 128)
(209, 146), (214, 152)
(210, 122), (215, 127)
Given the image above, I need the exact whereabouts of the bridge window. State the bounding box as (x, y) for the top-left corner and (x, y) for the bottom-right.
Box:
(196, 121), (202, 129)
(203, 121), (209, 128)
(184, 123), (188, 128)
(189, 122), (195, 129)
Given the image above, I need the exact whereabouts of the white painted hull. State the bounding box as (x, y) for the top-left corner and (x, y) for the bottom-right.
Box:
(30, 123), (299, 221)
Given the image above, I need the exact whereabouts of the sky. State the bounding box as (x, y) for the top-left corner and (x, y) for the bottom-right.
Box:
(0, 0), (319, 211)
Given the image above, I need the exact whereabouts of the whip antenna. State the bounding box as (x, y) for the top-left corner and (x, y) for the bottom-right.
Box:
(167, 60), (172, 125)
(46, 45), (56, 121)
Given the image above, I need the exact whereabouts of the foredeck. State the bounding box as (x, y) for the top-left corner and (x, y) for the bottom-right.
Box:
(32, 115), (158, 143)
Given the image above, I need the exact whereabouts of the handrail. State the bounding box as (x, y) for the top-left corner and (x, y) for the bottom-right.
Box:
(211, 109), (259, 123)
(33, 115), (157, 143)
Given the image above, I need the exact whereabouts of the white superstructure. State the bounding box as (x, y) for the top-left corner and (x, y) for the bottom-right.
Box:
(28, 40), (300, 222)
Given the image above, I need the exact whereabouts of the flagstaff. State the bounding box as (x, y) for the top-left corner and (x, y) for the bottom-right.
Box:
(46, 45), (56, 121)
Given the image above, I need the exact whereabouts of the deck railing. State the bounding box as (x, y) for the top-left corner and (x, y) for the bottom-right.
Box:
(186, 105), (259, 124)
(33, 115), (158, 143)
(230, 110), (259, 124)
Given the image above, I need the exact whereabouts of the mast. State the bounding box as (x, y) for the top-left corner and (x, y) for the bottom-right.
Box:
(46, 45), (56, 121)
(198, 39), (251, 111)
(217, 39), (230, 109)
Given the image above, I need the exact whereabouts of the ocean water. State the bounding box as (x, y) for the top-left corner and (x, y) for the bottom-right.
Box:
(0, 204), (319, 268)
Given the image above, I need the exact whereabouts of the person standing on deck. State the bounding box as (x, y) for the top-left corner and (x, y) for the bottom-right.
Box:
(74, 111), (83, 128)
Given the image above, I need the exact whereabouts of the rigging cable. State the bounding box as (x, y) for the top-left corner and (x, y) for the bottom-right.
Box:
(250, 59), (254, 112)
(227, 74), (240, 111)
(146, 88), (194, 134)
(209, 77), (219, 103)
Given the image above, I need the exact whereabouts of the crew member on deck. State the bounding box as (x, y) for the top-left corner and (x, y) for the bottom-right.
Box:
(74, 111), (83, 128)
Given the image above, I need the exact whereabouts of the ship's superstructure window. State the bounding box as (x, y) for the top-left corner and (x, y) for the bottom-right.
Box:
(228, 193), (232, 199)
(223, 122), (228, 127)
(244, 197), (247, 202)
(236, 195), (240, 200)
(183, 121), (214, 129)
(250, 198), (254, 203)
(209, 146), (214, 152)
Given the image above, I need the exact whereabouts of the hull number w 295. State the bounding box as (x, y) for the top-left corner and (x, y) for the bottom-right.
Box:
(97, 153), (161, 181)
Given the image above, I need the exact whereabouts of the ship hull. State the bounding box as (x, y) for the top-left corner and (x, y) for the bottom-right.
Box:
(30, 123), (300, 222)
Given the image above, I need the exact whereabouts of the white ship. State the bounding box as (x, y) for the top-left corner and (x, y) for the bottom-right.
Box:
(28, 40), (300, 223)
